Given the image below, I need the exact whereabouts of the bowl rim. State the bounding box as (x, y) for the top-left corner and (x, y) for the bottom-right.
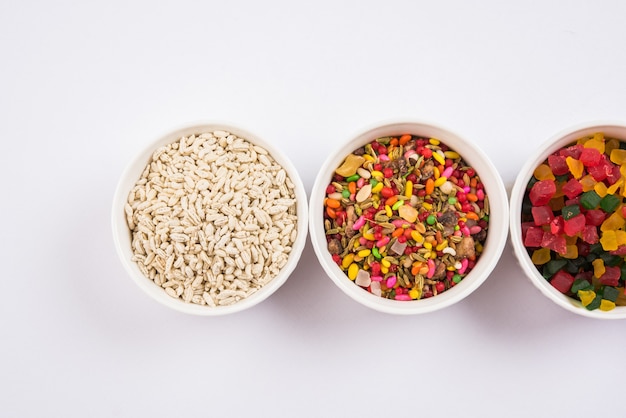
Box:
(509, 120), (626, 319)
(111, 120), (309, 315)
(309, 118), (510, 314)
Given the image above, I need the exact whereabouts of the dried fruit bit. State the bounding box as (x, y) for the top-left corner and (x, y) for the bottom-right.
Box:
(533, 164), (555, 181)
(566, 156), (584, 179)
(529, 180), (556, 206)
(398, 205), (418, 223)
(580, 190), (601, 209)
(335, 154), (365, 177)
(531, 247), (551, 265)
(550, 270), (574, 294)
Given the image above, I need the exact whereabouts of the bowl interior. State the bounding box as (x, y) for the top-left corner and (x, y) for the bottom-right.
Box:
(112, 123), (308, 315)
(509, 122), (626, 319)
(309, 121), (509, 314)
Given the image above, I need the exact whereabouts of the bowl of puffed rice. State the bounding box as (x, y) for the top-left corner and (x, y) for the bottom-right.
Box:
(112, 122), (308, 315)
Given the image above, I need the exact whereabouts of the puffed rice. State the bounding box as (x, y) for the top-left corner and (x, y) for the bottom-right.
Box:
(126, 131), (298, 306)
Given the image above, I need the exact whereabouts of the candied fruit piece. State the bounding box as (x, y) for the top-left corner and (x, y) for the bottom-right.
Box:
(550, 270), (574, 294)
(599, 299), (616, 311)
(584, 136), (605, 154)
(578, 290), (597, 307)
(548, 154), (569, 176)
(563, 213), (586, 237)
(581, 225), (599, 244)
(600, 230), (618, 251)
(600, 194), (620, 213)
(542, 231), (567, 254)
(579, 174), (597, 192)
(529, 179), (556, 206)
(580, 190), (601, 209)
(561, 204), (580, 220)
(533, 164), (555, 181)
(599, 265), (620, 286)
(531, 247), (551, 265)
(550, 216), (564, 235)
(561, 178), (583, 199)
(601, 212), (625, 232)
(594, 182), (608, 197)
(524, 226), (545, 247)
(585, 209), (606, 226)
(531, 205), (554, 225)
(560, 144), (583, 159)
(563, 244), (578, 259)
(610, 148), (626, 165)
(579, 147), (602, 167)
(566, 157), (584, 179)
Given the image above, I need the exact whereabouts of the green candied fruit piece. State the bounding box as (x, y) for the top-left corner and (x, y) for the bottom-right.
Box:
(602, 286), (620, 302)
(571, 278), (593, 293)
(544, 259), (568, 277)
(561, 204), (581, 220)
(580, 190), (602, 210)
(600, 194), (620, 213)
(585, 294), (603, 311)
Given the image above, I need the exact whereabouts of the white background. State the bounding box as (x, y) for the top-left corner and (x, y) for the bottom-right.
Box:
(2, 1), (625, 417)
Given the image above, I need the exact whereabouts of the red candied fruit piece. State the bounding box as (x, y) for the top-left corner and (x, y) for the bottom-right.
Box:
(551, 270), (575, 294)
(581, 225), (599, 244)
(529, 180), (557, 206)
(577, 241), (591, 257)
(606, 164), (621, 185)
(579, 147), (602, 167)
(599, 266), (621, 287)
(561, 178), (583, 199)
(548, 154), (570, 176)
(521, 222), (535, 239)
(524, 226), (544, 247)
(532, 205), (554, 226)
(550, 216), (564, 235)
(610, 246), (626, 256)
(559, 144), (583, 159)
(587, 155), (612, 182)
(542, 231), (567, 254)
(585, 209), (606, 226)
(563, 213), (586, 237)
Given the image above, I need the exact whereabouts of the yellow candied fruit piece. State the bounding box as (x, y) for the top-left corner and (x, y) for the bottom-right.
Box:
(610, 148), (626, 165)
(594, 182), (608, 197)
(531, 247), (551, 265)
(429, 138), (440, 145)
(385, 205), (392, 217)
(549, 195), (565, 212)
(381, 266), (389, 275)
(444, 151), (460, 159)
(422, 202), (433, 210)
(580, 175), (597, 192)
(409, 288), (421, 300)
(606, 138), (621, 157)
(381, 259), (391, 268)
(363, 228), (375, 241)
(433, 166), (440, 179)
(592, 258), (606, 278)
(404, 180), (413, 198)
(341, 254), (355, 269)
(601, 212), (625, 232)
(563, 244), (578, 259)
(423, 242), (433, 250)
(533, 164), (555, 181)
(578, 290), (596, 307)
(435, 240), (448, 252)
(347, 263), (359, 280)
(607, 178), (623, 195)
(363, 154), (375, 162)
(584, 134), (605, 153)
(600, 299), (616, 311)
(616, 230), (626, 246)
(566, 156), (584, 179)
(600, 230), (619, 251)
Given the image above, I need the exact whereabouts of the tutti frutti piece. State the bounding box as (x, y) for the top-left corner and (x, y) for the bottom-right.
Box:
(522, 132), (626, 311)
(323, 134), (489, 301)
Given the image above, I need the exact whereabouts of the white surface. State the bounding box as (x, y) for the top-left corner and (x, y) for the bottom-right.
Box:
(2, 1), (625, 417)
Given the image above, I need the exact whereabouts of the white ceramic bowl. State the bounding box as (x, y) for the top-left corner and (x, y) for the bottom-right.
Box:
(309, 121), (509, 314)
(510, 121), (626, 319)
(112, 122), (308, 315)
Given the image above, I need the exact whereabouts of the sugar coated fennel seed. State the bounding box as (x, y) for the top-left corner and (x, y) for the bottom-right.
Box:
(125, 130), (298, 307)
(324, 134), (489, 300)
(522, 132), (626, 311)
